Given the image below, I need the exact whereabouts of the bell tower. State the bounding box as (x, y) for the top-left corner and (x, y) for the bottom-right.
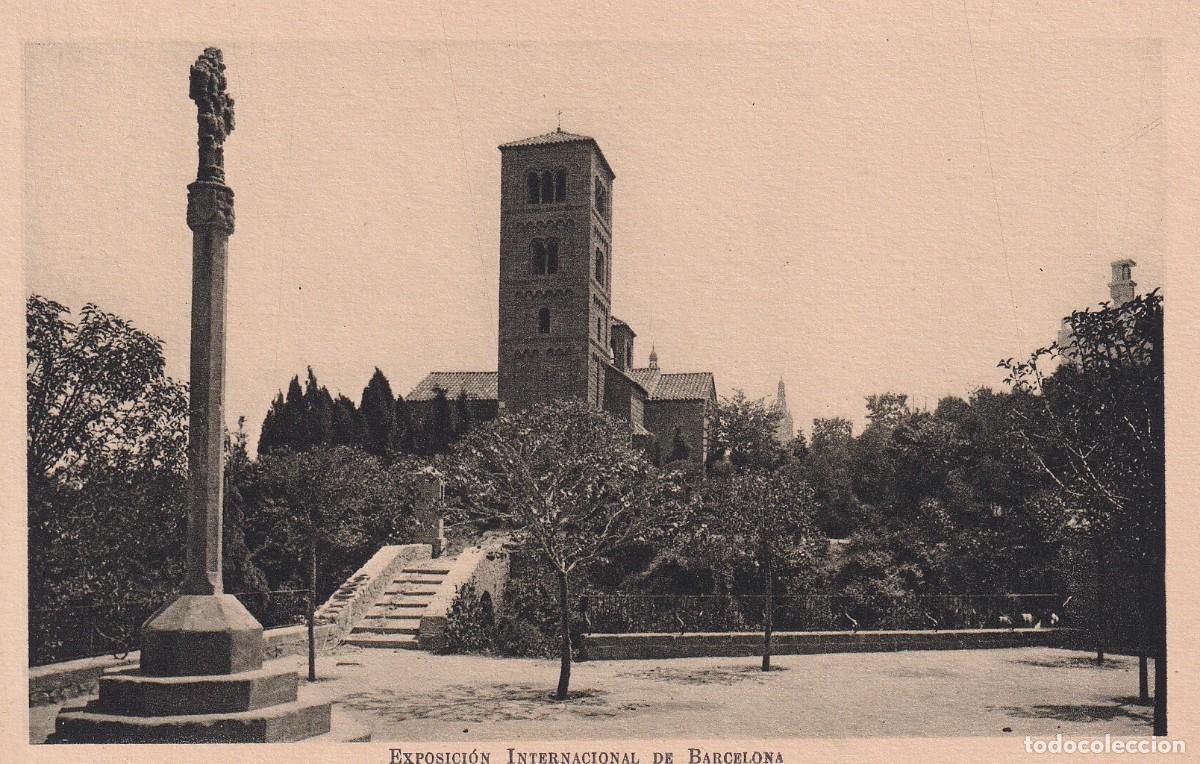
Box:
(496, 129), (615, 411)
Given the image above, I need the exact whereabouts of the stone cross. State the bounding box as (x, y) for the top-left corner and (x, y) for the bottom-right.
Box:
(183, 47), (235, 596)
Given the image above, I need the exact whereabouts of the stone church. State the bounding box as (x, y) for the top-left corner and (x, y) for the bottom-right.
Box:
(408, 129), (717, 464)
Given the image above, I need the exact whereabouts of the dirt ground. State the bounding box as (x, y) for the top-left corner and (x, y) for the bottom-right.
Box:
(30, 646), (1152, 743)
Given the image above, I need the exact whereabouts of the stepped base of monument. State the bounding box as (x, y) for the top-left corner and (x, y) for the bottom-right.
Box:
(50, 696), (333, 743)
(97, 666), (300, 716)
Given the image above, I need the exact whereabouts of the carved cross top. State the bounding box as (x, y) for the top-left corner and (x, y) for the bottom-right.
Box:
(189, 47), (235, 183)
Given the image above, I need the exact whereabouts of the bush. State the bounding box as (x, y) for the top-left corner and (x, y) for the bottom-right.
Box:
(438, 581), (497, 655)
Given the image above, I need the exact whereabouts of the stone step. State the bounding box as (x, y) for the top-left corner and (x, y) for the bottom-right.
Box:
(402, 567), (451, 575)
(342, 634), (420, 649)
(51, 698), (332, 744)
(364, 612), (424, 622)
(384, 587), (440, 595)
(351, 623), (420, 635)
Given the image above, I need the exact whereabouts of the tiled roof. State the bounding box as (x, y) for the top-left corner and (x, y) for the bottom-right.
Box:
(655, 372), (716, 401)
(498, 130), (595, 148)
(407, 371), (498, 402)
(498, 129), (614, 178)
(629, 369), (716, 401)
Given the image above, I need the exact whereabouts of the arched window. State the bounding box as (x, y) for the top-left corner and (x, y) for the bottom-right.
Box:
(531, 240), (546, 274)
(526, 172), (540, 204)
(594, 178), (606, 216)
(595, 249), (605, 284)
(531, 239), (559, 275)
(540, 171), (554, 204)
(555, 169), (567, 202)
(537, 307), (551, 334)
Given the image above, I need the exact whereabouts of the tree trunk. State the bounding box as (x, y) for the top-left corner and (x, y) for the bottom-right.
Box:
(1139, 655), (1149, 702)
(307, 536), (317, 683)
(555, 569), (572, 700)
(1095, 541), (1106, 665)
(761, 540), (773, 672)
(1153, 495), (1167, 735)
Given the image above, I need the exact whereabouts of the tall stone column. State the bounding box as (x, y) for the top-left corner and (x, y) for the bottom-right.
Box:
(139, 47), (264, 678)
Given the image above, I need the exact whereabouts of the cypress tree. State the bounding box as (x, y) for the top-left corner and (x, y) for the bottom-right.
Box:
(426, 387), (454, 454)
(394, 393), (416, 455)
(300, 366), (335, 449)
(360, 367), (398, 457)
(331, 394), (367, 447)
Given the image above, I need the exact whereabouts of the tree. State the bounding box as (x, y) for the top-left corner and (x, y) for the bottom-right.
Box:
(701, 467), (825, 670)
(26, 296), (191, 663)
(448, 400), (684, 699)
(250, 446), (407, 680)
(709, 390), (789, 471)
(360, 367), (400, 457)
(1001, 290), (1165, 733)
(26, 295), (189, 490)
(421, 387), (454, 455)
(257, 367), (345, 454)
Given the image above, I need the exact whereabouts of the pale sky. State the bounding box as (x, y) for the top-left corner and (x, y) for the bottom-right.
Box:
(24, 39), (1163, 453)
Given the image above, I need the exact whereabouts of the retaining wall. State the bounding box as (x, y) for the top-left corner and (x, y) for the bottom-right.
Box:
(581, 627), (1077, 661)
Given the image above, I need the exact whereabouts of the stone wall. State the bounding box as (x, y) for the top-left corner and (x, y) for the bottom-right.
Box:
(418, 537), (512, 651)
(581, 628), (1078, 661)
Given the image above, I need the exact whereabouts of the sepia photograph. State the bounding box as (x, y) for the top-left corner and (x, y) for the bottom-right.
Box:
(9, 4), (1192, 759)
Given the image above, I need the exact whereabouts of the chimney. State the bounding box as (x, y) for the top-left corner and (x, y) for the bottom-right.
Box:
(1109, 259), (1137, 305)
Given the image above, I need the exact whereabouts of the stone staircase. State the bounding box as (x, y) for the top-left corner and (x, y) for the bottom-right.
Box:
(342, 557), (454, 649)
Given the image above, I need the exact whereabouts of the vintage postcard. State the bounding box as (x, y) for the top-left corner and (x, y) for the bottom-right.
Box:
(4, 2), (1198, 762)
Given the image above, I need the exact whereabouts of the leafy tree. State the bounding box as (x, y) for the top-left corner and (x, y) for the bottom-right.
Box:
(27, 296), (192, 663)
(248, 446), (411, 679)
(1001, 291), (1165, 733)
(701, 467), (825, 670)
(448, 400), (685, 699)
(26, 295), (189, 489)
(709, 390), (789, 471)
(802, 417), (859, 537)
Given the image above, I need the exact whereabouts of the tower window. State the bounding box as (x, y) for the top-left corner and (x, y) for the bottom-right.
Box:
(595, 249), (605, 285)
(555, 169), (567, 202)
(531, 239), (559, 275)
(526, 172), (540, 204)
(540, 172), (554, 204)
(537, 307), (551, 334)
(594, 178), (606, 216)
(596, 317), (603, 340)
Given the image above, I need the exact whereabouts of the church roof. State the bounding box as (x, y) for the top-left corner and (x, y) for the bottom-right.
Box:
(630, 369), (716, 402)
(498, 129), (614, 178)
(407, 371), (498, 402)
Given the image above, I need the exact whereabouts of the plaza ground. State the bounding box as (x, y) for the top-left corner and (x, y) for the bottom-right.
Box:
(30, 645), (1153, 742)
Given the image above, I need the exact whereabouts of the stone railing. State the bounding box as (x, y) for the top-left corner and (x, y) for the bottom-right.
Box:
(314, 543), (433, 639)
(418, 536), (511, 651)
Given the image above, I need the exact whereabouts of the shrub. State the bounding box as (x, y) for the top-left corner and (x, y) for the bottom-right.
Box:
(438, 581), (497, 655)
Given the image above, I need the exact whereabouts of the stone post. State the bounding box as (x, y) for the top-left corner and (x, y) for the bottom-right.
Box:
(415, 474), (447, 557)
